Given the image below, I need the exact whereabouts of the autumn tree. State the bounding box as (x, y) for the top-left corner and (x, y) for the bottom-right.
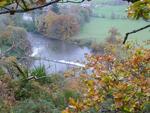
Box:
(62, 0), (150, 113)
(49, 15), (80, 40)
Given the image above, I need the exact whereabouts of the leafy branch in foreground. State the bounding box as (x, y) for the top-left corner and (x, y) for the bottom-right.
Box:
(63, 42), (150, 113)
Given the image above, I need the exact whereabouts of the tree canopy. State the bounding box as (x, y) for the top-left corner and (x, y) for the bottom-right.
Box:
(126, 0), (150, 20)
(0, 0), (149, 20)
(0, 0), (90, 15)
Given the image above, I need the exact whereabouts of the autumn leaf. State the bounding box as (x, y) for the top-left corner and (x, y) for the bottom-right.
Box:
(0, 0), (9, 7)
(62, 108), (71, 113)
(36, 0), (46, 5)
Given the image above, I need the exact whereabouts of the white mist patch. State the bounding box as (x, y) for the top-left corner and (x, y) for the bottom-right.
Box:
(23, 14), (33, 21)
(30, 47), (44, 57)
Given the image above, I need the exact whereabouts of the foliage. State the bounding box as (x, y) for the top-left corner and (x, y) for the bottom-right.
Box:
(127, 0), (150, 20)
(0, 25), (31, 57)
(0, 0), (149, 21)
(0, 0), (11, 7)
(0, 67), (5, 76)
(31, 65), (49, 84)
(63, 41), (150, 113)
(60, 6), (92, 25)
(37, 11), (80, 40)
(0, 67), (81, 112)
(37, 10), (58, 34)
(0, 0), (88, 15)
(49, 15), (80, 40)
(91, 27), (121, 53)
(37, 6), (92, 40)
(11, 99), (60, 113)
(0, 75), (16, 112)
(12, 13), (40, 32)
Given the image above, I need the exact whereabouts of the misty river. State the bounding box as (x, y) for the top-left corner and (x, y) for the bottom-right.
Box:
(27, 33), (91, 73)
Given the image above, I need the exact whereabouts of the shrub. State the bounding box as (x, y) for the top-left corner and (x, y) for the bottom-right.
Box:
(0, 98), (10, 113)
(90, 28), (121, 53)
(0, 75), (16, 111)
(0, 26), (31, 57)
(31, 65), (49, 84)
(0, 64), (81, 112)
(0, 67), (5, 76)
(11, 99), (61, 113)
(51, 89), (80, 110)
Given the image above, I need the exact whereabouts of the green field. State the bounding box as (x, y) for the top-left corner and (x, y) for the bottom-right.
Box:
(74, 0), (150, 43)
(76, 18), (149, 42)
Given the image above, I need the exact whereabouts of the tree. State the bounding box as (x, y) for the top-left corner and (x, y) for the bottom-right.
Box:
(49, 15), (80, 40)
(0, 0), (89, 15)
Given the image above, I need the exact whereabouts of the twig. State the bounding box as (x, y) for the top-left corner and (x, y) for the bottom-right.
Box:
(123, 24), (150, 44)
(3, 7), (11, 11)
(26, 75), (48, 81)
(0, 0), (86, 15)
(59, 0), (85, 3)
(20, 0), (28, 10)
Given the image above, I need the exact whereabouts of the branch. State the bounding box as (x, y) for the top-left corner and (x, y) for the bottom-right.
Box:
(0, 0), (87, 15)
(59, 0), (85, 3)
(26, 75), (48, 81)
(3, 7), (11, 11)
(123, 24), (150, 44)
(0, 40), (24, 58)
(20, 0), (28, 10)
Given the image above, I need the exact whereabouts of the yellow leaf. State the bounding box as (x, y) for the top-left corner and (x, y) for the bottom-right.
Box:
(62, 108), (71, 113)
(0, 0), (7, 7)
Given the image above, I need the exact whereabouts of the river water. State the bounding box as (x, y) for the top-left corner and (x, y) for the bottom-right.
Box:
(27, 33), (91, 73)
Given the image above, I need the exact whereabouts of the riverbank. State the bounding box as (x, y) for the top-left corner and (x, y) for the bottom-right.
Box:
(27, 33), (91, 73)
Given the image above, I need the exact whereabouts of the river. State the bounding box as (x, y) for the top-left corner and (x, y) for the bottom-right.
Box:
(27, 33), (91, 73)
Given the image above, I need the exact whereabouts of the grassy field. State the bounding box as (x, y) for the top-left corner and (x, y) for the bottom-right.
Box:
(75, 18), (149, 42)
(74, 0), (150, 43)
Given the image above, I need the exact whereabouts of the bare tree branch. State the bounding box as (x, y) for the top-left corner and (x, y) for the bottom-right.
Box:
(21, 0), (28, 10)
(123, 24), (150, 44)
(59, 0), (85, 3)
(0, 0), (87, 15)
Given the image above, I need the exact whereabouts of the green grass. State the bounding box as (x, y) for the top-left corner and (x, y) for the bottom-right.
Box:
(75, 18), (149, 43)
(74, 0), (150, 43)
(93, 5), (127, 17)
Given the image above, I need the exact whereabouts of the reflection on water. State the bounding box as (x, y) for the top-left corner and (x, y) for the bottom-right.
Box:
(27, 33), (91, 73)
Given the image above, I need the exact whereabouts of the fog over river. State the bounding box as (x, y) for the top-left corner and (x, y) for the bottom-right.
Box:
(27, 33), (91, 73)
